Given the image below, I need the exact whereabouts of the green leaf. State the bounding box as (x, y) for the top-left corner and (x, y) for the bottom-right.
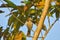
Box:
(3, 0), (17, 8)
(0, 10), (4, 13)
(0, 27), (3, 38)
(22, 31), (26, 40)
(8, 12), (18, 26)
(57, 0), (60, 2)
(8, 16), (15, 26)
(21, 1), (31, 4)
(42, 24), (47, 31)
(3, 27), (9, 35)
(12, 20), (21, 31)
(0, 27), (3, 32)
(55, 7), (60, 19)
(0, 4), (11, 8)
(18, 15), (26, 24)
(47, 13), (54, 17)
(30, 9), (36, 14)
(55, 13), (60, 19)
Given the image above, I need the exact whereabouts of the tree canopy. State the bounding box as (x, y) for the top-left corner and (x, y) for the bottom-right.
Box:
(0, 0), (60, 40)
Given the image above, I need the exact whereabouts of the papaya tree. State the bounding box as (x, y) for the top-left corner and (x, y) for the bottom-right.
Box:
(0, 0), (60, 40)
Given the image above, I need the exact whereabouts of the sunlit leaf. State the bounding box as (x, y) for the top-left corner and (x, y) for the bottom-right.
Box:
(35, 1), (44, 9)
(14, 31), (26, 40)
(56, 1), (60, 6)
(47, 13), (54, 17)
(30, 9), (36, 14)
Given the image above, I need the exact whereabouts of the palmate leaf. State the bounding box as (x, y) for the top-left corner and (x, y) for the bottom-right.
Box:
(3, 0), (17, 8)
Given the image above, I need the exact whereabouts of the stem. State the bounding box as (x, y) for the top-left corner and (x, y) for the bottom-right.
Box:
(32, 0), (51, 40)
(41, 19), (58, 40)
(48, 16), (50, 27)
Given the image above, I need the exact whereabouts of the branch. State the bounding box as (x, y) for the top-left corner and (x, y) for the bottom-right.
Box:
(42, 19), (58, 40)
(26, 35), (43, 38)
(32, 0), (51, 40)
(48, 16), (50, 27)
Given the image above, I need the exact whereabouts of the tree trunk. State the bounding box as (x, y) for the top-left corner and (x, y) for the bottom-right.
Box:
(32, 0), (51, 40)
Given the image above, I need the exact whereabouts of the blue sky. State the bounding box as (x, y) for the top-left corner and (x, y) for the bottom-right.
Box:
(0, 0), (60, 40)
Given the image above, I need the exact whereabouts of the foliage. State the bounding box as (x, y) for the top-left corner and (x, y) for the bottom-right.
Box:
(0, 0), (60, 40)
(0, 10), (4, 13)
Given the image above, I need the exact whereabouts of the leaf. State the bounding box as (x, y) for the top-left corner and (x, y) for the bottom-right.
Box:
(35, 1), (44, 9)
(55, 13), (60, 19)
(30, 9), (36, 14)
(47, 6), (55, 17)
(56, 1), (60, 6)
(8, 12), (18, 26)
(18, 15), (26, 24)
(8, 16), (15, 26)
(0, 27), (3, 32)
(21, 1), (31, 4)
(47, 13), (54, 17)
(3, 0), (17, 8)
(14, 31), (26, 40)
(3, 27), (9, 35)
(55, 7), (60, 19)
(0, 4), (11, 8)
(0, 27), (3, 37)
(57, 0), (60, 2)
(0, 10), (4, 13)
(42, 24), (47, 31)
(12, 20), (21, 31)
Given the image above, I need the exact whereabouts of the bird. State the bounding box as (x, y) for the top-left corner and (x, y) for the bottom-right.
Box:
(25, 17), (33, 36)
